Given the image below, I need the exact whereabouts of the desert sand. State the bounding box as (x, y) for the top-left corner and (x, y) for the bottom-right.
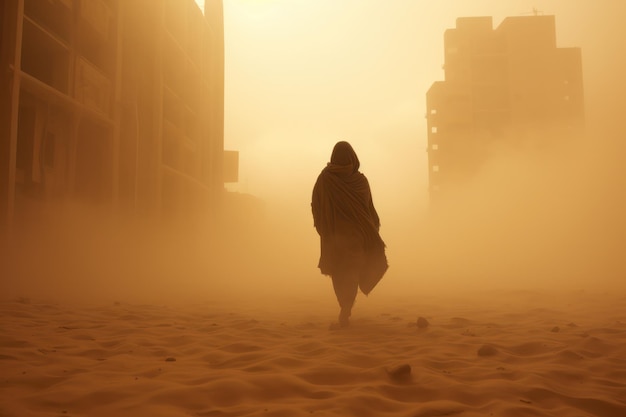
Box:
(1, 289), (625, 417)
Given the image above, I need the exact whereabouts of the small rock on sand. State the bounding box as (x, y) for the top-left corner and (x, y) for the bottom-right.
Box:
(417, 317), (429, 329)
(477, 344), (498, 357)
(386, 364), (412, 381)
(165, 357), (176, 362)
(551, 326), (560, 333)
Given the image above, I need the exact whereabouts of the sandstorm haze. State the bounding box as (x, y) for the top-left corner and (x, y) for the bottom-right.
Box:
(220, 0), (626, 296)
(2, 3), (626, 416)
(2, 0), (626, 305)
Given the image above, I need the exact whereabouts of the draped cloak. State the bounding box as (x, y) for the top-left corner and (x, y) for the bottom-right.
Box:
(311, 162), (388, 295)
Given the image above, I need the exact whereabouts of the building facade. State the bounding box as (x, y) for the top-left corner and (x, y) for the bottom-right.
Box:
(0, 0), (224, 231)
(426, 15), (584, 202)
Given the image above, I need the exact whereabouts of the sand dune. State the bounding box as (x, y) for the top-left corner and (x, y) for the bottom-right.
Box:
(1, 290), (625, 417)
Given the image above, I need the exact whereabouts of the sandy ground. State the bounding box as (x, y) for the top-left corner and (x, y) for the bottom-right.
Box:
(1, 289), (625, 417)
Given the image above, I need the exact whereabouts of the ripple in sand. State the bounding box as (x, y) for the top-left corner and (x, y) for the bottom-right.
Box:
(218, 343), (264, 354)
(297, 367), (363, 385)
(554, 349), (584, 362)
(0, 338), (32, 348)
(505, 341), (550, 357)
(577, 336), (614, 354)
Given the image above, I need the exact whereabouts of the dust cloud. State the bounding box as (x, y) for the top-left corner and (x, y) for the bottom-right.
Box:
(388, 128), (626, 295)
(2, 117), (624, 309)
(3, 4), (626, 310)
(0, 197), (319, 307)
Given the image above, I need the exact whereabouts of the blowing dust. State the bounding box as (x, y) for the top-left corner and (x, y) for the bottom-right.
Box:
(1, 118), (624, 312)
(388, 128), (626, 296)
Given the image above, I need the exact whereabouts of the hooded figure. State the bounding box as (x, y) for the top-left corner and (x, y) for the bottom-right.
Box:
(311, 141), (388, 327)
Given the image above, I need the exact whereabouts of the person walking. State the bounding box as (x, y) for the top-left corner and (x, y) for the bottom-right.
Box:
(311, 141), (388, 327)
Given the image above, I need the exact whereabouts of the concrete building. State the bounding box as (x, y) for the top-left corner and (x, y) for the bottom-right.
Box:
(0, 0), (225, 231)
(426, 15), (584, 202)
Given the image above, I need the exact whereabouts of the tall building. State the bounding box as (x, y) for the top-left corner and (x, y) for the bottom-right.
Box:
(0, 0), (225, 231)
(426, 15), (584, 203)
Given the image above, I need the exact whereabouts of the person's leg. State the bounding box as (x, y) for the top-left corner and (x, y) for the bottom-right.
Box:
(331, 271), (358, 327)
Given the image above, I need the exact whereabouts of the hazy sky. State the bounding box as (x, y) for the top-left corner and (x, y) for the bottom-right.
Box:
(216, 0), (625, 216)
(4, 0), (625, 303)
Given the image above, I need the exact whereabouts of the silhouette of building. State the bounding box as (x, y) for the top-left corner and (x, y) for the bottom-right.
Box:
(0, 0), (224, 231)
(426, 15), (584, 203)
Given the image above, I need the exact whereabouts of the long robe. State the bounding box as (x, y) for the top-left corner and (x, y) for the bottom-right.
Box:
(311, 163), (388, 295)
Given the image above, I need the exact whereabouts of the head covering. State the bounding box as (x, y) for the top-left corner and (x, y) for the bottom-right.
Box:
(330, 141), (360, 173)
